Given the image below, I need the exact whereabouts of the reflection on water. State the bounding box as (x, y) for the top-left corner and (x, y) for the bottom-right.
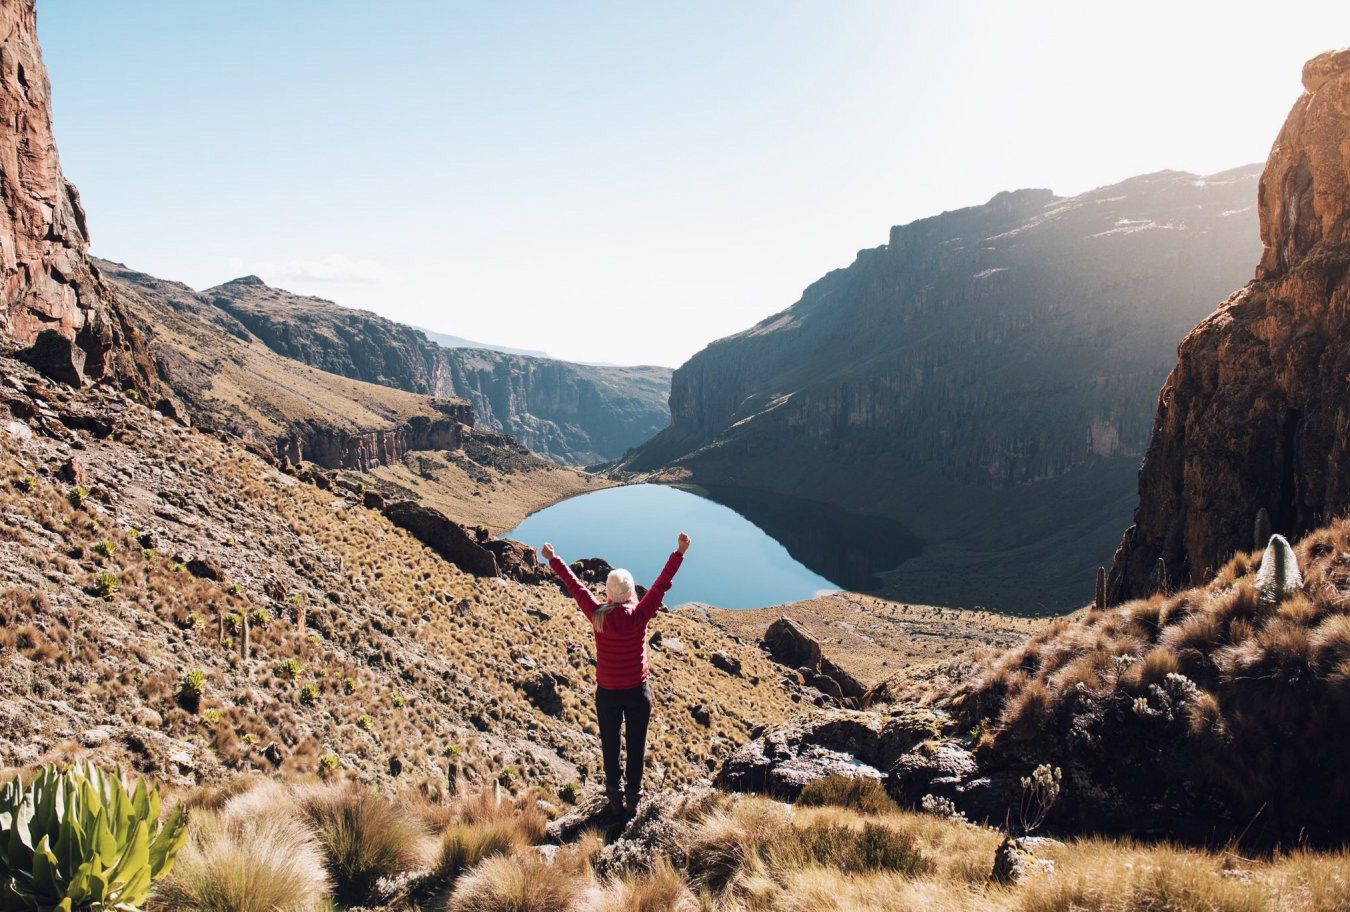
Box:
(506, 483), (922, 610)
(694, 485), (924, 592)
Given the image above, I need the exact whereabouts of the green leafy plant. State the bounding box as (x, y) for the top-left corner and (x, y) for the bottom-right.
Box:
(179, 670), (206, 713)
(17, 476), (36, 494)
(250, 608), (271, 625)
(341, 677), (356, 695)
(281, 658), (302, 679)
(93, 571), (120, 599)
(223, 613), (242, 633)
(390, 692), (405, 708)
(496, 766), (517, 789)
(318, 753), (340, 775)
(557, 782), (580, 805)
(66, 486), (89, 509)
(300, 684), (319, 706)
(357, 714), (373, 732)
(0, 762), (187, 911)
(200, 708), (222, 725)
(93, 540), (116, 558)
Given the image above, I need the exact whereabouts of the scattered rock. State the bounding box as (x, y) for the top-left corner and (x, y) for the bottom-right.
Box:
(519, 671), (567, 716)
(709, 651), (742, 677)
(186, 556), (223, 582)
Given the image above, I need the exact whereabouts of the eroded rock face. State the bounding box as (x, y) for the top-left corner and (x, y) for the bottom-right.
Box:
(1110, 47), (1350, 599)
(0, 1), (146, 386)
(202, 276), (672, 465)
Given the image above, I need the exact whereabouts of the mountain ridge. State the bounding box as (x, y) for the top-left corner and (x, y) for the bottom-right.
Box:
(616, 164), (1264, 611)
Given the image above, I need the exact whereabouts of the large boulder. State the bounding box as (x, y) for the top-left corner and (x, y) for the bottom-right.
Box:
(763, 617), (822, 672)
(381, 500), (498, 577)
(484, 537), (545, 583)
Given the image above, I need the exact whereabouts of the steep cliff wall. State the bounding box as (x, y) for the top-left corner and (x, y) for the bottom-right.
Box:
(204, 278), (671, 465)
(1110, 48), (1350, 600)
(0, 0), (148, 386)
(619, 168), (1262, 610)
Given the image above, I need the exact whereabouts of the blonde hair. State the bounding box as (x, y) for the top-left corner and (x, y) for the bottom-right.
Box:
(594, 569), (636, 633)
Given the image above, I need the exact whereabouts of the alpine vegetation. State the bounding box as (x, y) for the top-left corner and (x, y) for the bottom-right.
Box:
(1255, 533), (1302, 604)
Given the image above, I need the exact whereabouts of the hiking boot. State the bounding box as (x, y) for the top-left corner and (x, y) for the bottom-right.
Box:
(624, 792), (643, 816)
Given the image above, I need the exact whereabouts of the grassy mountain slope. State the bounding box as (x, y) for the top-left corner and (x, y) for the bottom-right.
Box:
(0, 356), (800, 794)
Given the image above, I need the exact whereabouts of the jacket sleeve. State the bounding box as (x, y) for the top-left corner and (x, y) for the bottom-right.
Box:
(549, 556), (599, 619)
(637, 552), (683, 621)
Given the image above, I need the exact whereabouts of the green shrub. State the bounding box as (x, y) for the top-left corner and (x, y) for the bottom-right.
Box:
(341, 677), (356, 695)
(281, 658), (302, 679)
(180, 669), (207, 712)
(251, 608), (271, 625)
(497, 766), (517, 789)
(558, 781), (580, 805)
(67, 485), (89, 508)
(391, 692), (405, 708)
(94, 570), (120, 598)
(0, 763), (187, 911)
(300, 684), (319, 706)
(297, 784), (426, 904)
(200, 708), (222, 725)
(93, 539), (117, 558)
(318, 754), (340, 775)
(16, 475), (35, 493)
(224, 613), (242, 632)
(357, 714), (373, 732)
(185, 612), (202, 629)
(796, 775), (898, 815)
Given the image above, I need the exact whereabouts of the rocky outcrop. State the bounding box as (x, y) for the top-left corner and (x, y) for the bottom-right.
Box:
(762, 617), (866, 706)
(380, 500), (498, 577)
(273, 409), (471, 471)
(204, 276), (672, 465)
(1110, 48), (1350, 600)
(0, 1), (149, 387)
(617, 169), (1262, 610)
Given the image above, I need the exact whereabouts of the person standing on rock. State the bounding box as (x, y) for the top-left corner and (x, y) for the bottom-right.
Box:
(542, 532), (690, 815)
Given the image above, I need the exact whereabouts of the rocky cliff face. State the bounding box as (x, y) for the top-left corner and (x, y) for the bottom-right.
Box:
(204, 278), (672, 466)
(619, 168), (1262, 610)
(1110, 48), (1350, 600)
(0, 0), (147, 386)
(99, 259), (473, 472)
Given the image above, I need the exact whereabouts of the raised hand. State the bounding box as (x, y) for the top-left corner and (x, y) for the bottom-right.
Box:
(677, 532), (691, 555)
(541, 542), (556, 561)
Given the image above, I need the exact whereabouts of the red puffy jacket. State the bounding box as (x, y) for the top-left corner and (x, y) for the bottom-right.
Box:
(550, 552), (683, 690)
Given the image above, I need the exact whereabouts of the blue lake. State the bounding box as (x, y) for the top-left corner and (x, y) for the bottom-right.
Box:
(507, 483), (923, 610)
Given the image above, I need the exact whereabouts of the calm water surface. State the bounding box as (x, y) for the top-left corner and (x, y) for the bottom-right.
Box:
(508, 483), (922, 610)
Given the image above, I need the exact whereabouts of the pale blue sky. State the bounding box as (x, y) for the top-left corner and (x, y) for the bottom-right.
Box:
(39, 1), (1350, 367)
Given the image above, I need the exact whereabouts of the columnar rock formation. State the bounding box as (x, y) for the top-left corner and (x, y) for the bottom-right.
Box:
(0, 0), (147, 386)
(1110, 48), (1350, 600)
(618, 168), (1262, 610)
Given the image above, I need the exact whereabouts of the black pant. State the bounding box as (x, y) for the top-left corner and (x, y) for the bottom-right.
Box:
(595, 681), (652, 803)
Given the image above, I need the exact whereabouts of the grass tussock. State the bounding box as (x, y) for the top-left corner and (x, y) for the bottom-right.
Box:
(297, 782), (431, 904)
(150, 785), (330, 912)
(443, 852), (582, 912)
(796, 775), (898, 815)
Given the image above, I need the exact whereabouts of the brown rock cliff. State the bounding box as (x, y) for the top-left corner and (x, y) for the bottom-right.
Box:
(1110, 47), (1350, 600)
(0, 0), (147, 385)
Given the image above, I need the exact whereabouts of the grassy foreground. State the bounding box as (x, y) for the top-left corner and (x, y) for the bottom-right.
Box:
(18, 769), (1338, 912)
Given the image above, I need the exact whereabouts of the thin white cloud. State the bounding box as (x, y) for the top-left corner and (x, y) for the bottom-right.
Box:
(227, 254), (399, 286)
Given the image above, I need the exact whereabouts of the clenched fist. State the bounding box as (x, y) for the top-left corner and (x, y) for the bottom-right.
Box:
(541, 542), (556, 561)
(677, 532), (691, 555)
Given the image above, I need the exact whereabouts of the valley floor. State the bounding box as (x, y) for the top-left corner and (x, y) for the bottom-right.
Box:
(705, 593), (1048, 688)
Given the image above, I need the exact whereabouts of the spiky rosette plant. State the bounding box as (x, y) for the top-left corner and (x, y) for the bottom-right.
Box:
(1255, 533), (1302, 604)
(0, 763), (188, 911)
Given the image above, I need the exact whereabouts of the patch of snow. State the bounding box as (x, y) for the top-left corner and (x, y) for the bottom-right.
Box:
(973, 268), (1008, 279)
(1221, 206), (1254, 217)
